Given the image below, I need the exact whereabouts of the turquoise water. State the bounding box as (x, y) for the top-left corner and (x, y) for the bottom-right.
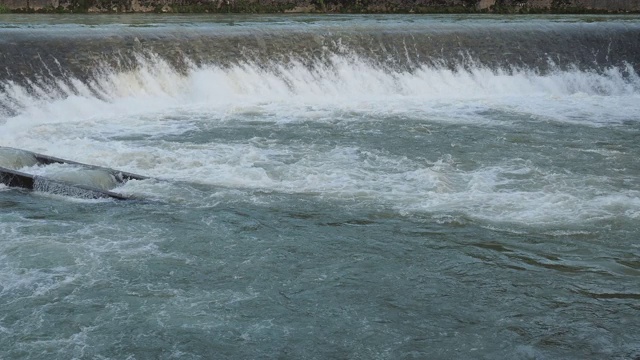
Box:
(1, 14), (639, 359)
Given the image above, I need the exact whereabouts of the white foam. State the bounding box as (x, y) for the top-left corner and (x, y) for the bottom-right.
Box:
(103, 143), (640, 225)
(1, 54), (638, 145)
(1, 53), (638, 225)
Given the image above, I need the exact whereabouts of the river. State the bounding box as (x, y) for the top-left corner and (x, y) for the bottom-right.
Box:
(0, 14), (639, 359)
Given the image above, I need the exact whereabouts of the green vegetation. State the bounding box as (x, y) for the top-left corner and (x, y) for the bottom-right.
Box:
(486, 0), (629, 14)
(168, 1), (297, 13)
(0, 0), (638, 14)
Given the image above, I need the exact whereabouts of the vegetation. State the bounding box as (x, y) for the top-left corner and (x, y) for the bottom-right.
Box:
(0, 0), (638, 14)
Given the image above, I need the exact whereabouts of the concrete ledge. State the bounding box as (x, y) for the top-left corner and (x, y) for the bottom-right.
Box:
(0, 166), (134, 200)
(0, 147), (145, 200)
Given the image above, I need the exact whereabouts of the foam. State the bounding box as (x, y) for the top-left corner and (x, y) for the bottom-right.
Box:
(0, 54), (638, 141)
(0, 52), (638, 225)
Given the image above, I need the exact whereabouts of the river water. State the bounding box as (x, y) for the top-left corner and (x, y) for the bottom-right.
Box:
(0, 14), (639, 359)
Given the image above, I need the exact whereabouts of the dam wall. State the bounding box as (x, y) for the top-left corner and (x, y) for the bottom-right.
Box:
(1, 0), (639, 13)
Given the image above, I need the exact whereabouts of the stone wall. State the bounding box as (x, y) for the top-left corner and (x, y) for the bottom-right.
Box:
(1, 0), (58, 10)
(480, 0), (640, 11)
(575, 0), (640, 11)
(2, 0), (639, 12)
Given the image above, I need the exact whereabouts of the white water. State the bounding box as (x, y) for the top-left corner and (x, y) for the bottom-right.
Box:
(1, 54), (639, 226)
(2, 55), (639, 131)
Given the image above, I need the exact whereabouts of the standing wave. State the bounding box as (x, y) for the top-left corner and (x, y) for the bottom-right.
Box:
(1, 52), (639, 127)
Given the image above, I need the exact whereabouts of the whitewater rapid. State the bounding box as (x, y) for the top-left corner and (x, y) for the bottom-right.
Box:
(1, 53), (639, 226)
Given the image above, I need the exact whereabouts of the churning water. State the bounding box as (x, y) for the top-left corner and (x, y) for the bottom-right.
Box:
(0, 14), (639, 359)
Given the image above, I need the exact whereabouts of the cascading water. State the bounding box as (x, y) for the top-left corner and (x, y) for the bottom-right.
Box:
(0, 14), (639, 360)
(0, 147), (39, 168)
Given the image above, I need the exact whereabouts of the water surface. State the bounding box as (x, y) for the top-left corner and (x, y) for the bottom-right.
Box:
(1, 14), (639, 359)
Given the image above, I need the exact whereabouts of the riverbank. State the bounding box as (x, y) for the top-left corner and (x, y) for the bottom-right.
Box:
(1, 0), (639, 14)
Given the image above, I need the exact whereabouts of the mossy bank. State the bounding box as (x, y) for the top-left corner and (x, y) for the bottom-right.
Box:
(1, 0), (639, 14)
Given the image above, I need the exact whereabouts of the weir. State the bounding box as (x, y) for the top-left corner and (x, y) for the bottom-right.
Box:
(1, 20), (639, 91)
(0, 147), (146, 200)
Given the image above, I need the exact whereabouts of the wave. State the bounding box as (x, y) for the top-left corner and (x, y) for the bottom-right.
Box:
(1, 53), (638, 124)
(1, 53), (638, 227)
(114, 145), (640, 227)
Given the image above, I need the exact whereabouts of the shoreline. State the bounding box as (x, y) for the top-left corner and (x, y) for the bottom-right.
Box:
(1, 0), (640, 14)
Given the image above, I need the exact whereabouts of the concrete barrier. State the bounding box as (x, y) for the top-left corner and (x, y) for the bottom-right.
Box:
(0, 147), (145, 200)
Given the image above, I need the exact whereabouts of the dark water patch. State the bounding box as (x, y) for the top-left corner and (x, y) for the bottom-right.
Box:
(0, 199), (20, 208)
(618, 259), (640, 270)
(577, 291), (640, 300)
(323, 219), (376, 226)
(509, 254), (590, 273)
(472, 241), (514, 253)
